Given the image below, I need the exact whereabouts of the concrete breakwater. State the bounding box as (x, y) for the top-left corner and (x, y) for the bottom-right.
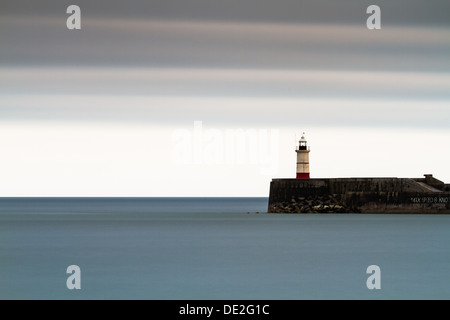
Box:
(268, 175), (450, 214)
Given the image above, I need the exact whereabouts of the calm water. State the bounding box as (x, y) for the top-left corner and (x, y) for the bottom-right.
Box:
(0, 197), (449, 300)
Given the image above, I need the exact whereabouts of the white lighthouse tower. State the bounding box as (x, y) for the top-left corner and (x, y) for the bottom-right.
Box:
(295, 132), (310, 179)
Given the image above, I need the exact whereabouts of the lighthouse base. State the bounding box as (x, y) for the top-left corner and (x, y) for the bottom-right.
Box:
(296, 173), (310, 179)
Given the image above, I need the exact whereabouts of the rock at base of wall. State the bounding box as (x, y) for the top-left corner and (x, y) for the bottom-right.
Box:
(269, 194), (356, 213)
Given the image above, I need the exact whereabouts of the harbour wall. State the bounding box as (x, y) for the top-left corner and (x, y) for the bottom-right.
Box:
(268, 177), (450, 213)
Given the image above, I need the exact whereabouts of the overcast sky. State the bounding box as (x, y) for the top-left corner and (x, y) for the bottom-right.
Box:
(1, 1), (449, 196)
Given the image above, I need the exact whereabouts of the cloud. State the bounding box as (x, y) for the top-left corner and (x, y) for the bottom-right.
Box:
(1, 16), (449, 71)
(1, 92), (449, 129)
(2, 0), (450, 26)
(1, 67), (450, 98)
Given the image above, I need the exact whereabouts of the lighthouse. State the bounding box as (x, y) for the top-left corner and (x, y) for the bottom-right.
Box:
(295, 132), (310, 179)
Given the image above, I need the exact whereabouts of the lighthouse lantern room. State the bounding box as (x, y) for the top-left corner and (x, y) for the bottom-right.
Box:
(296, 132), (310, 179)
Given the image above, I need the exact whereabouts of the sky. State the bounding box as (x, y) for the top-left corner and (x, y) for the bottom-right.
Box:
(1, 0), (449, 196)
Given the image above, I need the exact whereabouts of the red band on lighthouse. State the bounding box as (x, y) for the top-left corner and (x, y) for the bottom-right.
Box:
(296, 173), (310, 179)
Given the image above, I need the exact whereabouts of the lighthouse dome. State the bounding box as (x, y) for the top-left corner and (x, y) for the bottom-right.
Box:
(300, 132), (307, 142)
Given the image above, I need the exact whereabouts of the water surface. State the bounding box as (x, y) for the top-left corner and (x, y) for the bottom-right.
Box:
(0, 197), (449, 299)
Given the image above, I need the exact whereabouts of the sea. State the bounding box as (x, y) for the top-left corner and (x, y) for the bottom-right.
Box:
(0, 197), (449, 300)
